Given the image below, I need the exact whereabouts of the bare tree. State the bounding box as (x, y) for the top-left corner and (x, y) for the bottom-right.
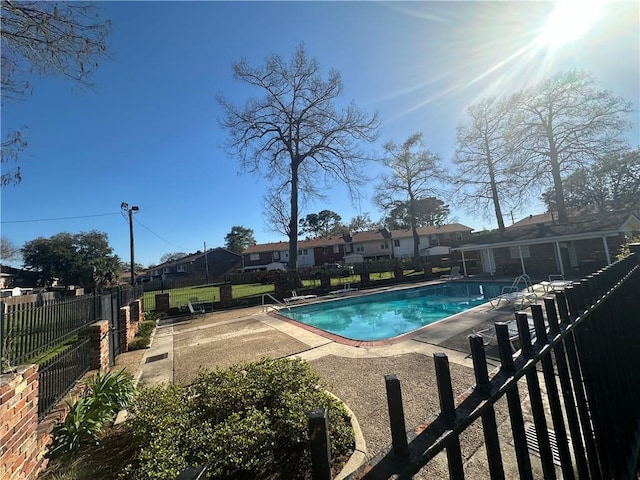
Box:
(0, 236), (21, 264)
(374, 133), (446, 264)
(1, 130), (27, 186)
(218, 44), (380, 270)
(510, 70), (633, 223)
(262, 185), (294, 239)
(453, 97), (521, 231)
(1, 1), (111, 185)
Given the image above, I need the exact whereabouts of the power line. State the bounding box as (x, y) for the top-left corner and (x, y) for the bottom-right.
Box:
(133, 217), (192, 251)
(1, 212), (121, 224)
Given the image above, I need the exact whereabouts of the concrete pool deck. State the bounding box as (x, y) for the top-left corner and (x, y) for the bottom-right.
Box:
(122, 280), (551, 478)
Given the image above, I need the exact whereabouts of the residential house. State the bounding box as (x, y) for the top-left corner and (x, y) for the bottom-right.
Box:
(343, 229), (393, 261)
(390, 223), (474, 258)
(452, 210), (640, 277)
(241, 242), (290, 271)
(144, 248), (241, 283)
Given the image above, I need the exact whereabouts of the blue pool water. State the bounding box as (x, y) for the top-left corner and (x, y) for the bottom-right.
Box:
(282, 281), (510, 341)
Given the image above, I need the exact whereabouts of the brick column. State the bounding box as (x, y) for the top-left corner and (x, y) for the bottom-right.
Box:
(155, 293), (170, 314)
(360, 271), (371, 288)
(119, 306), (138, 352)
(78, 320), (110, 372)
(220, 284), (233, 308)
(0, 364), (41, 480)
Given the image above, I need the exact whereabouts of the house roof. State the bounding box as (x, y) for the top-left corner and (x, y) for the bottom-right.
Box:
(242, 241), (289, 254)
(390, 223), (474, 239)
(154, 247), (240, 269)
(453, 211), (640, 252)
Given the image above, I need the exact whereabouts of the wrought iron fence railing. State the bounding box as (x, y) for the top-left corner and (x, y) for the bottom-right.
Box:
(305, 252), (640, 480)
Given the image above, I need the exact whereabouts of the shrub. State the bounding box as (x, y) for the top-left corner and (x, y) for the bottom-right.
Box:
(128, 336), (151, 350)
(48, 370), (135, 460)
(123, 358), (354, 480)
(136, 320), (156, 339)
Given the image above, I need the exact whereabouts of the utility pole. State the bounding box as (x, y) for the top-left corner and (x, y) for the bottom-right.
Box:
(121, 203), (139, 287)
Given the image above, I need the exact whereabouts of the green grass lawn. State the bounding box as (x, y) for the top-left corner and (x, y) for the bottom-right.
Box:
(141, 270), (420, 311)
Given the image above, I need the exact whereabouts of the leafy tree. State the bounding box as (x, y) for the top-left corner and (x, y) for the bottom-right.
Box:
(375, 133), (447, 263)
(219, 44), (380, 269)
(1, 1), (111, 186)
(224, 226), (257, 254)
(299, 210), (345, 239)
(0, 236), (21, 264)
(22, 231), (119, 288)
(159, 252), (188, 264)
(384, 197), (450, 230)
(509, 70), (633, 223)
(542, 147), (640, 215)
(347, 213), (381, 233)
(453, 97), (519, 231)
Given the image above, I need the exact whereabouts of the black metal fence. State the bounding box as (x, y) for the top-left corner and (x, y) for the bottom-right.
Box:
(37, 337), (91, 420)
(308, 252), (640, 480)
(1, 284), (142, 419)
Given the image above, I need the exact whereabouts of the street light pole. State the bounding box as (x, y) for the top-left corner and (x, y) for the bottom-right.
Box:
(121, 203), (139, 287)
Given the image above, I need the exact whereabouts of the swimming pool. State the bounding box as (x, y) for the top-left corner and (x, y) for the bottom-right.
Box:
(280, 281), (510, 341)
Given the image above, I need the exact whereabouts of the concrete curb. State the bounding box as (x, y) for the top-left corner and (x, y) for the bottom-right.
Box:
(325, 390), (367, 480)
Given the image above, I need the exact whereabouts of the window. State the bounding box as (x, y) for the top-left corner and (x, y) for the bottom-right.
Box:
(298, 249), (309, 256)
(455, 231), (463, 241)
(442, 233), (450, 243)
(393, 239), (400, 247)
(250, 253), (260, 261)
(381, 241), (389, 250)
(176, 264), (185, 273)
(333, 245), (340, 254)
(345, 244), (352, 253)
(163, 267), (170, 274)
(509, 246), (531, 259)
(430, 234), (439, 245)
(355, 244), (364, 252)
(272, 251), (280, 260)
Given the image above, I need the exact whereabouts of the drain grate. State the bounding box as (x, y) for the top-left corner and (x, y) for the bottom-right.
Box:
(145, 352), (168, 364)
(524, 422), (562, 466)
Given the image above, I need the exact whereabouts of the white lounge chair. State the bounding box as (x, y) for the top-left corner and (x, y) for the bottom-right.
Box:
(441, 266), (463, 280)
(284, 291), (318, 304)
(187, 299), (205, 317)
(328, 284), (358, 296)
(475, 316), (541, 352)
(489, 275), (538, 310)
(540, 274), (573, 294)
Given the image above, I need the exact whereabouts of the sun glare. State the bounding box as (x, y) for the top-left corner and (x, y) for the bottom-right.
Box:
(536, 0), (608, 48)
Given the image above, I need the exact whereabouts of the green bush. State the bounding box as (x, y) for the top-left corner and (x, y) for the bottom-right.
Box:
(128, 337), (151, 350)
(136, 320), (156, 339)
(123, 358), (354, 480)
(48, 370), (135, 460)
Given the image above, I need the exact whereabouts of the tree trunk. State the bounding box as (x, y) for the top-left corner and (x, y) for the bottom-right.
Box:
(485, 138), (505, 231)
(547, 136), (568, 223)
(289, 160), (300, 270)
(409, 197), (421, 261)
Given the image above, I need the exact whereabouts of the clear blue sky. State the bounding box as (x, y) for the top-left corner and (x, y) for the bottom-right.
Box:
(2, 1), (638, 268)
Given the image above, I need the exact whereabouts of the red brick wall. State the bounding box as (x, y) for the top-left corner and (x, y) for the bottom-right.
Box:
(78, 321), (110, 372)
(119, 305), (139, 352)
(1, 365), (42, 480)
